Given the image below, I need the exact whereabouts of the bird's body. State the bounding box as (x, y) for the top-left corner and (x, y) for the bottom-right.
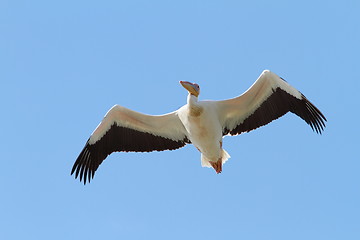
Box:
(178, 96), (229, 172)
(72, 70), (327, 184)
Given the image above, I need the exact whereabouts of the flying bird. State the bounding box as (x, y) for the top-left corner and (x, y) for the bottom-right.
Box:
(71, 70), (326, 184)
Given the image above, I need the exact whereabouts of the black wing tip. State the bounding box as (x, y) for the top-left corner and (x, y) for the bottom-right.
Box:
(301, 95), (327, 135)
(71, 163), (95, 185)
(71, 143), (96, 185)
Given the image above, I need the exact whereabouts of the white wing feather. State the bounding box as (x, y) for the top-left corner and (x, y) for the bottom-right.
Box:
(89, 105), (188, 144)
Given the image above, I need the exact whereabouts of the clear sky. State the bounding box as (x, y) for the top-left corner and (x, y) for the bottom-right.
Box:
(1, 0), (359, 239)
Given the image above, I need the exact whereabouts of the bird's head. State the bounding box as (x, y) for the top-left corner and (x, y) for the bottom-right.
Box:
(180, 81), (200, 97)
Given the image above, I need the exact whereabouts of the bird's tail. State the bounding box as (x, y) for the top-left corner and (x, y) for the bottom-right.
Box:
(201, 149), (231, 168)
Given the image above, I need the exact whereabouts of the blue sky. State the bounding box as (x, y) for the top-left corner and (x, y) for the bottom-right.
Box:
(1, 0), (359, 239)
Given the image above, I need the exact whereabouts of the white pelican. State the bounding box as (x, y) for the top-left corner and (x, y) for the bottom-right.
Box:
(72, 70), (326, 184)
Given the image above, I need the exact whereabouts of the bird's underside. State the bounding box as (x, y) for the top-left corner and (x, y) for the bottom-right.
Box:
(71, 70), (326, 184)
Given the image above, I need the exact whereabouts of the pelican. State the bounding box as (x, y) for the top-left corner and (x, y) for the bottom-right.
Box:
(71, 70), (326, 184)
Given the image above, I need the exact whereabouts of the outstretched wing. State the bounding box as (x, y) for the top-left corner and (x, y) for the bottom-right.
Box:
(216, 70), (326, 136)
(71, 105), (190, 184)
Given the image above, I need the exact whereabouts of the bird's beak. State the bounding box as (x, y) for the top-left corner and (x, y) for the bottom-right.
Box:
(180, 81), (199, 97)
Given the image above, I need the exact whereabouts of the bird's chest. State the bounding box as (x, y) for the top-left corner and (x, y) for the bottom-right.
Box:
(181, 106), (222, 145)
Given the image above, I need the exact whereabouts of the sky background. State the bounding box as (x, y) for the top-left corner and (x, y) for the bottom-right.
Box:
(1, 0), (359, 239)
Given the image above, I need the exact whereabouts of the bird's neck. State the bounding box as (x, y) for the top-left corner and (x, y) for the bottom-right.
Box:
(187, 93), (199, 106)
(187, 94), (203, 117)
